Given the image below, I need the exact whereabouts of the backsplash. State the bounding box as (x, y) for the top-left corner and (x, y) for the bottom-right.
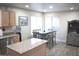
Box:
(0, 26), (16, 36)
(0, 29), (3, 36)
(0, 26), (17, 36)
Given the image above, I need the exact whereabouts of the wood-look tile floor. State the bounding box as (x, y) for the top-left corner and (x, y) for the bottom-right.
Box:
(46, 42), (79, 56)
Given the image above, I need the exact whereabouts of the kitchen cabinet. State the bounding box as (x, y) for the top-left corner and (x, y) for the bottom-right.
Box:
(0, 10), (16, 27)
(0, 39), (7, 55)
(0, 10), (10, 27)
(0, 34), (20, 55)
(11, 34), (20, 44)
(9, 11), (16, 26)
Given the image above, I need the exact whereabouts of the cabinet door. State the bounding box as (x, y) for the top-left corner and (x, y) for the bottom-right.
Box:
(9, 11), (16, 26)
(2, 11), (9, 26)
(11, 35), (20, 44)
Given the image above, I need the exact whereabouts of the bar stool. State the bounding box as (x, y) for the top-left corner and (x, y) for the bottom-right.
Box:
(49, 31), (56, 44)
(46, 33), (54, 49)
(53, 31), (56, 45)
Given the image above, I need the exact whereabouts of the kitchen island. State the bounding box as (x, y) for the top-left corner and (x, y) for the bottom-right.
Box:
(7, 38), (47, 56)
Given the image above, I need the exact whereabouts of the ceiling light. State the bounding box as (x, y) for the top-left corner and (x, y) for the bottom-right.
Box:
(25, 5), (29, 8)
(49, 6), (53, 9)
(70, 7), (74, 10)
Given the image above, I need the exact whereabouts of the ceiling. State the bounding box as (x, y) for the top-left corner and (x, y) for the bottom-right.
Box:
(0, 3), (79, 12)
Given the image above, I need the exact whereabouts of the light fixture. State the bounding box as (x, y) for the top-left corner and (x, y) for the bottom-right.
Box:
(70, 7), (74, 10)
(25, 5), (29, 8)
(49, 6), (53, 9)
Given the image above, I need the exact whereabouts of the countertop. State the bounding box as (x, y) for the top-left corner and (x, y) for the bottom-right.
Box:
(33, 30), (56, 34)
(0, 33), (18, 39)
(7, 38), (47, 54)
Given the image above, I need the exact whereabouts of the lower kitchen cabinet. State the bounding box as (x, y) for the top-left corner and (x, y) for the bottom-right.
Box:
(0, 39), (7, 55)
(11, 35), (20, 44)
(0, 34), (20, 55)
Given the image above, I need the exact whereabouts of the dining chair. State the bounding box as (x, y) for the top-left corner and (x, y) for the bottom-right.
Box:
(37, 33), (42, 39)
(52, 31), (56, 45)
(46, 33), (54, 49)
(33, 32), (38, 38)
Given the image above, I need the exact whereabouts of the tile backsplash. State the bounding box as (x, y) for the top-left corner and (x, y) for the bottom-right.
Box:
(2, 26), (16, 35)
(0, 29), (3, 36)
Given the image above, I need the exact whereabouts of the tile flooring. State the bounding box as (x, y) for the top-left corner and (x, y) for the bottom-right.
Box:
(46, 42), (79, 56)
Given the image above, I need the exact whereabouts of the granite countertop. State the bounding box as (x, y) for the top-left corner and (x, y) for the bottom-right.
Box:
(7, 38), (47, 54)
(0, 33), (18, 39)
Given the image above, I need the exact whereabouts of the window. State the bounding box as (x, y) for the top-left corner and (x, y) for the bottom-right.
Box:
(45, 16), (52, 30)
(45, 16), (60, 31)
(31, 16), (42, 34)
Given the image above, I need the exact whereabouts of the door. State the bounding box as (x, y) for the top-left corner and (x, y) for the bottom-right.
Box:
(9, 11), (16, 26)
(2, 11), (9, 26)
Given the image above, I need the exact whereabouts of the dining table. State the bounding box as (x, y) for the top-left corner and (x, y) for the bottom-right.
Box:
(33, 30), (56, 40)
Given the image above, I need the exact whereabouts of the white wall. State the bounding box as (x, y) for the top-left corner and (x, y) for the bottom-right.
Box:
(45, 11), (79, 42)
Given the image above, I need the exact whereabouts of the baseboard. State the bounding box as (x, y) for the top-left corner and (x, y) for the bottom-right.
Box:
(56, 40), (66, 43)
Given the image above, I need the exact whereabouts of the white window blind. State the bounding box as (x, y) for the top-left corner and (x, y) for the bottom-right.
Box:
(45, 16), (52, 30)
(31, 16), (42, 34)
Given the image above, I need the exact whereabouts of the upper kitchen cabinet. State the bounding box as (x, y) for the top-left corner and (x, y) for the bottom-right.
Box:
(1, 10), (10, 27)
(9, 11), (16, 26)
(0, 10), (16, 27)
